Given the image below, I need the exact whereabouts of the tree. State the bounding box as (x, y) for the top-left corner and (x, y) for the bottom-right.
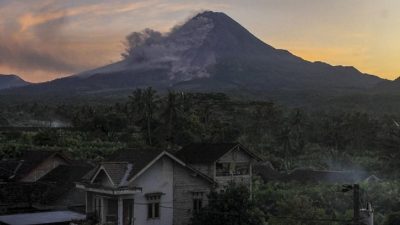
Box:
(128, 88), (159, 145)
(383, 212), (400, 225)
(190, 183), (266, 225)
(161, 90), (180, 143)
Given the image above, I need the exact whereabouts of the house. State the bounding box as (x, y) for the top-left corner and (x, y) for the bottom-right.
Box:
(76, 148), (216, 225)
(0, 150), (70, 182)
(0, 150), (73, 215)
(35, 164), (94, 211)
(175, 143), (262, 190)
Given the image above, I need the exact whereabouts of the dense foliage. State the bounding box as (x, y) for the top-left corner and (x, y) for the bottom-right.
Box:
(191, 183), (266, 225)
(1, 88), (400, 223)
(1, 88), (399, 175)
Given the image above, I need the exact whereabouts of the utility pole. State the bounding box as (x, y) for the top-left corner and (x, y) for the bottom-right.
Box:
(353, 184), (360, 225)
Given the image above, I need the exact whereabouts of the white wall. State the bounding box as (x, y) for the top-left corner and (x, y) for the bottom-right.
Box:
(130, 156), (174, 225)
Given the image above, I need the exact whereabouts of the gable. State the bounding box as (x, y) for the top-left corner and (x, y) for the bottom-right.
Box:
(92, 168), (114, 187)
(218, 146), (252, 162)
(127, 152), (215, 185)
(176, 143), (262, 165)
(129, 155), (174, 188)
(128, 155), (213, 188)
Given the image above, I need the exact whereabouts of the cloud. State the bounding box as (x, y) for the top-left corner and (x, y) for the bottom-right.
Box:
(18, 0), (160, 31)
(0, 36), (77, 73)
(0, 0), (231, 82)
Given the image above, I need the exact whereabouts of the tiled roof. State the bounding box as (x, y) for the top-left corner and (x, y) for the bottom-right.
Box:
(82, 148), (217, 190)
(37, 164), (93, 204)
(0, 150), (70, 181)
(108, 148), (163, 181)
(0, 160), (22, 180)
(101, 162), (130, 186)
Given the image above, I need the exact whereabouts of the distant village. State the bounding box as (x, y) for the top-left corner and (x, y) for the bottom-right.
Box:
(0, 143), (378, 225)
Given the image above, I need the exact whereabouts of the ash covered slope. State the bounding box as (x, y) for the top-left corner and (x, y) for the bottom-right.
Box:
(3, 11), (384, 97)
(0, 74), (29, 89)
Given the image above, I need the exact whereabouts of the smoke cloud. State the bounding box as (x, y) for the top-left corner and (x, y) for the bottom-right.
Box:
(122, 28), (165, 61)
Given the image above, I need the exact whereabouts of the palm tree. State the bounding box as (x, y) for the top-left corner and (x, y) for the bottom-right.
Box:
(128, 88), (159, 145)
(162, 90), (180, 143)
(142, 87), (158, 145)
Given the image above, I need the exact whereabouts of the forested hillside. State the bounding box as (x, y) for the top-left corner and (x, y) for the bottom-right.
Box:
(1, 89), (400, 224)
(0, 89), (399, 176)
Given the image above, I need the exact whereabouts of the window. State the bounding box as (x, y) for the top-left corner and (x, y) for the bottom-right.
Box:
(146, 193), (162, 219)
(192, 192), (204, 214)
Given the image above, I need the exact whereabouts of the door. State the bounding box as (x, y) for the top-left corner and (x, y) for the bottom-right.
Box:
(94, 196), (102, 222)
(123, 199), (134, 225)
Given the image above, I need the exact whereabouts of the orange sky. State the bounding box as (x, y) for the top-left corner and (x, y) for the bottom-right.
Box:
(0, 0), (399, 82)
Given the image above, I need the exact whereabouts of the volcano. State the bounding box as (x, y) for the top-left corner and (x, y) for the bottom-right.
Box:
(2, 11), (385, 100)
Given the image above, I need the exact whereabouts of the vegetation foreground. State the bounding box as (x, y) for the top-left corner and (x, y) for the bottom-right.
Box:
(1, 88), (400, 224)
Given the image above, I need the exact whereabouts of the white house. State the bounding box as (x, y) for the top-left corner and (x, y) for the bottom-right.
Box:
(76, 148), (215, 225)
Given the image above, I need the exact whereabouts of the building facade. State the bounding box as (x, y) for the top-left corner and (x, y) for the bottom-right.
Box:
(77, 143), (261, 225)
(77, 149), (215, 225)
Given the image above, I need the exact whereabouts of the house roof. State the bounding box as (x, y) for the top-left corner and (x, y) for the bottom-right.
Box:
(0, 163), (92, 209)
(0, 150), (70, 181)
(100, 162), (131, 186)
(0, 160), (22, 180)
(36, 164), (93, 205)
(108, 148), (164, 181)
(39, 164), (93, 184)
(83, 148), (215, 189)
(0, 210), (86, 225)
(175, 143), (262, 164)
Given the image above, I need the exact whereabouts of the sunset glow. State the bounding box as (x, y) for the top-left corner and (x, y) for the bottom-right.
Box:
(0, 0), (399, 82)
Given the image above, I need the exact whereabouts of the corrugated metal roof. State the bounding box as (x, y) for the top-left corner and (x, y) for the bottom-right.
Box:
(0, 210), (86, 225)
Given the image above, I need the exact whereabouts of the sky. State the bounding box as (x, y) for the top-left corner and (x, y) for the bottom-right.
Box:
(0, 0), (399, 82)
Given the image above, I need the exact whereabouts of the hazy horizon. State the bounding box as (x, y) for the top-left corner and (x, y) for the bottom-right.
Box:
(0, 0), (399, 82)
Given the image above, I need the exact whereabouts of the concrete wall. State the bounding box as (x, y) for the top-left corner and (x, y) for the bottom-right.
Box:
(21, 155), (68, 182)
(172, 163), (211, 225)
(130, 156), (174, 225)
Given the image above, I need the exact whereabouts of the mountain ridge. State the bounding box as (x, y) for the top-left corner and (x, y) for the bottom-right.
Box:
(0, 74), (30, 90)
(0, 11), (389, 102)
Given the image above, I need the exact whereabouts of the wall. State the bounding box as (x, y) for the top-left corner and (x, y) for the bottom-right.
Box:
(173, 163), (212, 225)
(130, 156), (174, 225)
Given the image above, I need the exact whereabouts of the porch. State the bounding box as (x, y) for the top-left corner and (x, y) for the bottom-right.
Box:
(77, 183), (141, 225)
